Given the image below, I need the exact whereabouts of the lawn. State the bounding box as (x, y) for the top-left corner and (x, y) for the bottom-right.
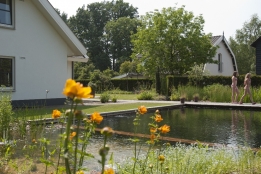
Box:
(13, 102), (172, 120)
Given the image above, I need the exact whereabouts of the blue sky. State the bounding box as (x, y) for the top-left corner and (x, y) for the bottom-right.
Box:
(48, 0), (261, 39)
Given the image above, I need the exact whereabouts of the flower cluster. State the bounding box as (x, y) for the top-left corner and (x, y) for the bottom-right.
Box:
(149, 109), (170, 144)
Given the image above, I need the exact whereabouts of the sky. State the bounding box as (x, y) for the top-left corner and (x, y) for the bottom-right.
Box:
(48, 0), (261, 39)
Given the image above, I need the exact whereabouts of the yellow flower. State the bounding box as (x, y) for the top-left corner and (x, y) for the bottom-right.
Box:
(52, 109), (61, 119)
(62, 79), (93, 99)
(154, 114), (163, 122)
(138, 105), (147, 114)
(158, 155), (165, 162)
(104, 168), (114, 174)
(76, 170), (84, 174)
(159, 124), (170, 134)
(91, 112), (103, 124)
(70, 132), (76, 140)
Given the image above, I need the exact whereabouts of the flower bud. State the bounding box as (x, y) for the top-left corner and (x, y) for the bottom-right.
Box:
(101, 127), (114, 137)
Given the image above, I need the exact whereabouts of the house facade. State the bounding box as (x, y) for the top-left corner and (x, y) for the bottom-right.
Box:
(204, 35), (238, 76)
(0, 0), (88, 107)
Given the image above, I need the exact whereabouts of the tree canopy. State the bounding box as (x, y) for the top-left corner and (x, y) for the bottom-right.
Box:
(229, 14), (261, 74)
(131, 6), (217, 77)
(67, 0), (138, 72)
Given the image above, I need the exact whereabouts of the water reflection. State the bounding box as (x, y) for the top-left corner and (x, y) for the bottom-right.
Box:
(99, 108), (261, 148)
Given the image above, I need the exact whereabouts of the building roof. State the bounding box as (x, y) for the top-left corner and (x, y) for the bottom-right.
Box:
(211, 35), (238, 72)
(32, 0), (88, 62)
(251, 36), (261, 48)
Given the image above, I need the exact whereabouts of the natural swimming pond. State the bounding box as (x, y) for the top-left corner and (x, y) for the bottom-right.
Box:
(98, 107), (261, 148)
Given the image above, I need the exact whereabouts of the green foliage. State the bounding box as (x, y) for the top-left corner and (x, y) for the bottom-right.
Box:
(203, 83), (231, 102)
(74, 62), (95, 80)
(111, 95), (118, 103)
(119, 61), (137, 75)
(137, 90), (154, 100)
(105, 17), (140, 71)
(100, 92), (110, 103)
(89, 70), (113, 92)
(229, 14), (261, 74)
(0, 89), (13, 140)
(131, 6), (217, 77)
(68, 0), (138, 71)
(119, 144), (261, 173)
(186, 63), (210, 86)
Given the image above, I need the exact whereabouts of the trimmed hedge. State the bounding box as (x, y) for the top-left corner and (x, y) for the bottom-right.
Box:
(76, 75), (261, 93)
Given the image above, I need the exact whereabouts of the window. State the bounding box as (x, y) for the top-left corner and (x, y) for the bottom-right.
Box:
(218, 53), (222, 72)
(0, 0), (13, 27)
(0, 56), (14, 89)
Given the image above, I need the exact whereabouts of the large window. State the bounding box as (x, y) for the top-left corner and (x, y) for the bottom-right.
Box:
(0, 0), (13, 26)
(0, 57), (14, 89)
(218, 53), (222, 72)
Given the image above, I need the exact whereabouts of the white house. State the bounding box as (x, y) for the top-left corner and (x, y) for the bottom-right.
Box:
(204, 35), (238, 76)
(0, 0), (88, 107)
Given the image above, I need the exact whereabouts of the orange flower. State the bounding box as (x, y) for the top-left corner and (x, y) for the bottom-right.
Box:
(155, 114), (163, 122)
(52, 109), (61, 119)
(62, 79), (93, 99)
(70, 132), (76, 140)
(91, 112), (103, 124)
(150, 134), (156, 143)
(150, 127), (157, 133)
(104, 168), (114, 174)
(138, 105), (147, 114)
(158, 155), (165, 162)
(159, 124), (170, 134)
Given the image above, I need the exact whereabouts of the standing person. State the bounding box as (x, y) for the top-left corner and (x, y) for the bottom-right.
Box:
(239, 73), (256, 105)
(231, 71), (239, 103)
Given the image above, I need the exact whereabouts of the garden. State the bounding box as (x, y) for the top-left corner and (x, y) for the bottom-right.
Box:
(1, 79), (261, 174)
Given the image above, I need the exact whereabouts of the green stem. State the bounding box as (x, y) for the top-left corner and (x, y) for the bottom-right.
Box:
(56, 120), (64, 174)
(64, 100), (74, 174)
(74, 116), (81, 174)
(79, 128), (92, 167)
(101, 135), (107, 174)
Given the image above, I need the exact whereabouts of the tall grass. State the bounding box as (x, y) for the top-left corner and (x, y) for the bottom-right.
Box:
(118, 143), (261, 173)
(170, 83), (261, 103)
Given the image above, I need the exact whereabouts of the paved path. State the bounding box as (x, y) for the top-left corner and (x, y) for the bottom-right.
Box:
(83, 98), (261, 110)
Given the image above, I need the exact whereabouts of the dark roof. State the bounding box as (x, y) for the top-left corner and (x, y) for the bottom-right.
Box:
(251, 36), (261, 48)
(211, 35), (222, 45)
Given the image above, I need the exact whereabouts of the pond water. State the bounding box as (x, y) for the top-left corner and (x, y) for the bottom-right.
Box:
(98, 107), (261, 148)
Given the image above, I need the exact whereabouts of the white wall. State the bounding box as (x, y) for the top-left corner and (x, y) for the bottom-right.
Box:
(0, 0), (69, 100)
(204, 42), (234, 76)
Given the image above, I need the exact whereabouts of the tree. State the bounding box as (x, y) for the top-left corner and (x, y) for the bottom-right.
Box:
(67, 0), (138, 72)
(105, 17), (140, 71)
(229, 14), (261, 74)
(119, 61), (137, 74)
(55, 8), (68, 23)
(74, 62), (95, 80)
(131, 6), (217, 77)
(186, 63), (210, 87)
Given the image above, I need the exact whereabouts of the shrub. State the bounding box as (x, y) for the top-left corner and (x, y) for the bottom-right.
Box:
(137, 90), (154, 100)
(100, 92), (110, 103)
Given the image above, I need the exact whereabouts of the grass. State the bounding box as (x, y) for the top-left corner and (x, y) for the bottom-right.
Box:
(13, 102), (172, 119)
